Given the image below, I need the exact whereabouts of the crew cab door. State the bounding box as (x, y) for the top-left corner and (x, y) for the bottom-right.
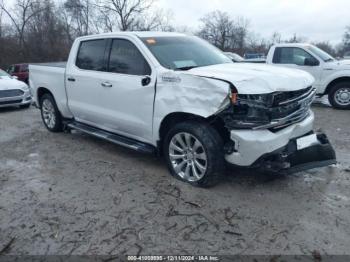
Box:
(66, 37), (155, 143)
(271, 47), (322, 86)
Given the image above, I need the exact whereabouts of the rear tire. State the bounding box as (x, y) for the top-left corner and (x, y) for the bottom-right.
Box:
(163, 121), (225, 187)
(328, 82), (350, 109)
(40, 93), (63, 132)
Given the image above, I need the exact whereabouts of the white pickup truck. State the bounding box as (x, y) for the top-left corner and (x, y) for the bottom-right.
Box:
(29, 32), (336, 187)
(266, 43), (350, 109)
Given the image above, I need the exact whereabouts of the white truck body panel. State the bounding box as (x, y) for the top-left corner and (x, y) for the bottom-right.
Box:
(267, 43), (350, 95)
(30, 32), (332, 169)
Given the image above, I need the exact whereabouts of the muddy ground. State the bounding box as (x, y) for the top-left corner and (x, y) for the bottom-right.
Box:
(0, 103), (349, 256)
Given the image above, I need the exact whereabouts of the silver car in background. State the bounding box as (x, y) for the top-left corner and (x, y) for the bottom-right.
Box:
(0, 69), (32, 108)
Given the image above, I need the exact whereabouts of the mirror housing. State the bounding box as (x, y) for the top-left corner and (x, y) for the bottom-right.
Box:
(12, 75), (18, 80)
(141, 75), (151, 86)
(304, 57), (319, 66)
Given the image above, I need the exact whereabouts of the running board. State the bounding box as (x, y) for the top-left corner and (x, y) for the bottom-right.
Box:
(67, 122), (156, 154)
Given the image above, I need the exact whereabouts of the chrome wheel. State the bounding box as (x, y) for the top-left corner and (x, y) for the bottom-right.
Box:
(169, 132), (207, 182)
(42, 99), (56, 129)
(334, 87), (350, 106)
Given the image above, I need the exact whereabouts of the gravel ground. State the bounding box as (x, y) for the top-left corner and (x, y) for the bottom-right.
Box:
(0, 103), (349, 256)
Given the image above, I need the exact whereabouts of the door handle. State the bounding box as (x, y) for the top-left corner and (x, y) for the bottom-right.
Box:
(67, 77), (76, 82)
(101, 81), (112, 88)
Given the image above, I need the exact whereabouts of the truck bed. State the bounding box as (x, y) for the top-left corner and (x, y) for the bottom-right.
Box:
(29, 62), (70, 116)
(30, 62), (67, 68)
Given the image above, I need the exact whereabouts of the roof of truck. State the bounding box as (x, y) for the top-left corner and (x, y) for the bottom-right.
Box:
(272, 43), (312, 48)
(77, 31), (187, 41)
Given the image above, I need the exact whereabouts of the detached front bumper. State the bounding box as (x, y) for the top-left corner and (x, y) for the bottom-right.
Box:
(225, 111), (336, 173)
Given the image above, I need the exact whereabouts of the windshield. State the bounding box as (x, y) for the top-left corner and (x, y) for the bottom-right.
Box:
(141, 36), (232, 70)
(0, 69), (10, 77)
(306, 45), (335, 62)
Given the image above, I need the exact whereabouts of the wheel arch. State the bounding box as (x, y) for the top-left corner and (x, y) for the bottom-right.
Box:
(157, 111), (230, 154)
(37, 87), (54, 108)
(324, 77), (350, 95)
(159, 112), (206, 143)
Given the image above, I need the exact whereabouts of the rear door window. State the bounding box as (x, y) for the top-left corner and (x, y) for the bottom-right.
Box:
(108, 39), (151, 76)
(76, 39), (107, 71)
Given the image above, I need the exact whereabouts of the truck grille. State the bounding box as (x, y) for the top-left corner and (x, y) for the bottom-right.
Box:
(0, 89), (24, 98)
(263, 86), (316, 131)
(272, 86), (314, 107)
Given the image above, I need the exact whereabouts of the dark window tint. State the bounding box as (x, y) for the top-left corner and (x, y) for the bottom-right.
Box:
(76, 39), (106, 71)
(21, 65), (29, 72)
(273, 47), (316, 66)
(7, 66), (14, 74)
(108, 39), (151, 75)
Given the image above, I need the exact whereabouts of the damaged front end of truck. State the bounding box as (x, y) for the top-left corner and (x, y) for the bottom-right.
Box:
(215, 85), (337, 173)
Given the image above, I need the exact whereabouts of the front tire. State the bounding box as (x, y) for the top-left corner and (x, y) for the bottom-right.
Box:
(40, 93), (63, 132)
(328, 82), (350, 109)
(163, 121), (225, 187)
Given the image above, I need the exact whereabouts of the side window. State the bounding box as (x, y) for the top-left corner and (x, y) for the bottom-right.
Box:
(108, 39), (151, 76)
(273, 47), (318, 66)
(7, 66), (14, 74)
(76, 39), (107, 71)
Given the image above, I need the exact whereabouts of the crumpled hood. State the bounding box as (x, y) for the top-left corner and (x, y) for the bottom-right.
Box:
(0, 77), (28, 90)
(184, 63), (315, 94)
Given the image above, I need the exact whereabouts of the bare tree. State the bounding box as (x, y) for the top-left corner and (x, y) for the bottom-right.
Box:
(343, 26), (350, 52)
(0, 0), (44, 52)
(97, 0), (154, 31)
(313, 41), (336, 56)
(198, 10), (250, 53)
(63, 0), (93, 36)
(0, 0), (3, 38)
(198, 10), (233, 50)
(270, 31), (282, 44)
(131, 8), (174, 31)
(287, 33), (307, 43)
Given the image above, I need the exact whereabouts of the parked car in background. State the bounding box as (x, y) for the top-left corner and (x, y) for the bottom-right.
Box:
(244, 53), (266, 59)
(0, 69), (32, 109)
(244, 57), (266, 63)
(225, 52), (266, 63)
(30, 32), (336, 187)
(266, 43), (350, 109)
(7, 64), (29, 83)
(224, 52), (244, 62)
(344, 51), (350, 59)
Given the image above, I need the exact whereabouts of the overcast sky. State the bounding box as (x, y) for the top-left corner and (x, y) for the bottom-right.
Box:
(3, 0), (349, 45)
(155, 0), (349, 45)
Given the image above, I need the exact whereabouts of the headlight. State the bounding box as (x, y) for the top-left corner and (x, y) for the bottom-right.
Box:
(237, 93), (274, 108)
(21, 85), (29, 91)
(220, 91), (274, 129)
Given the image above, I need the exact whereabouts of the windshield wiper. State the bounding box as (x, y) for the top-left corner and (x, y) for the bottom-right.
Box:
(324, 58), (334, 62)
(175, 66), (199, 71)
